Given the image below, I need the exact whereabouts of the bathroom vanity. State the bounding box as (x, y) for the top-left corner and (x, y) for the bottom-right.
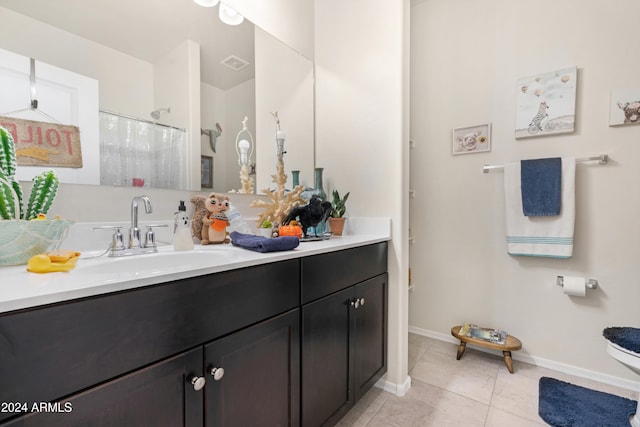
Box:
(0, 236), (388, 426)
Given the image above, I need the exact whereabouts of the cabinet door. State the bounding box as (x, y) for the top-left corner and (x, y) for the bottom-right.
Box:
(2, 348), (204, 427)
(204, 309), (300, 427)
(354, 274), (388, 401)
(301, 287), (355, 427)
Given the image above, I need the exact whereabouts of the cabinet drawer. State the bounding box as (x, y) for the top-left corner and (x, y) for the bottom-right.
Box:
(205, 309), (300, 426)
(301, 242), (387, 304)
(2, 348), (203, 427)
(0, 259), (299, 421)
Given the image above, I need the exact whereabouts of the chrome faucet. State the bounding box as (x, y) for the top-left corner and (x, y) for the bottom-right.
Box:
(93, 195), (167, 256)
(130, 195), (152, 248)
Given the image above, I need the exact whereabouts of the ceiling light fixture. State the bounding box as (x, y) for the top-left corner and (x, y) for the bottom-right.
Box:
(193, 0), (219, 7)
(219, 3), (244, 26)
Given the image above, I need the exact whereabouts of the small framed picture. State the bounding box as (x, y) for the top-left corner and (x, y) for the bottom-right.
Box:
(201, 155), (213, 188)
(609, 89), (640, 126)
(452, 123), (491, 155)
(515, 66), (577, 139)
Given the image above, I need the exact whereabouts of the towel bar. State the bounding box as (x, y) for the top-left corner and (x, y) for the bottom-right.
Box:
(483, 154), (608, 173)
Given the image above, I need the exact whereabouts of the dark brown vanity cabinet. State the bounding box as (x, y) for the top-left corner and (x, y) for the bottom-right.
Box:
(0, 259), (300, 426)
(0, 242), (387, 426)
(301, 243), (388, 427)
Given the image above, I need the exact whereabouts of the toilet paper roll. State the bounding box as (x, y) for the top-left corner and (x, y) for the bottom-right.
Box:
(563, 276), (586, 297)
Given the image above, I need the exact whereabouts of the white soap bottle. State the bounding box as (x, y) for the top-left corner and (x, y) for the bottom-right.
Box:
(173, 201), (194, 251)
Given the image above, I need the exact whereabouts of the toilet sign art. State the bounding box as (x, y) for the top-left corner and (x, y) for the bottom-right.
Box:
(0, 115), (83, 168)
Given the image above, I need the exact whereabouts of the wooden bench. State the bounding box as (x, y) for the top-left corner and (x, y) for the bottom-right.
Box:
(451, 325), (522, 373)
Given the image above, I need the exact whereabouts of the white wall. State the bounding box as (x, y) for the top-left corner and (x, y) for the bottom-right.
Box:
(255, 27), (314, 192)
(201, 82), (228, 191)
(0, 6), (154, 119)
(315, 0), (410, 393)
(410, 0), (640, 386)
(223, 0), (314, 60)
(224, 79), (256, 191)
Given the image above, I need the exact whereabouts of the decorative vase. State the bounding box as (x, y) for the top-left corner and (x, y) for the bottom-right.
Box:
(306, 167), (328, 236)
(313, 167), (326, 201)
(259, 227), (273, 238)
(328, 217), (346, 236)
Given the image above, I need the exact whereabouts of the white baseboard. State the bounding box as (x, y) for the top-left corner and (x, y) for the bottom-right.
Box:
(375, 375), (412, 397)
(408, 325), (640, 392)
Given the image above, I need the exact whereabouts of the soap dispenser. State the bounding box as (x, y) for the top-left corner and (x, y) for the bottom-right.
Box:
(173, 201), (194, 251)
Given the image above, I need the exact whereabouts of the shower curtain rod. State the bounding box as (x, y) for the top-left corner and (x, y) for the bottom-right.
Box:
(99, 109), (186, 132)
(482, 154), (609, 173)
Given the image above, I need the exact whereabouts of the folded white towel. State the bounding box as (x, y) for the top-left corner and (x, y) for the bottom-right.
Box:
(504, 157), (576, 258)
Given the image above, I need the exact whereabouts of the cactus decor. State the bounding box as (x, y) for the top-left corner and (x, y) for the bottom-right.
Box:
(0, 126), (59, 220)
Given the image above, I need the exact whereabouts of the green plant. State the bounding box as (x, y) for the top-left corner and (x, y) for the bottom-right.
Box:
(260, 220), (273, 229)
(330, 190), (349, 218)
(0, 126), (59, 220)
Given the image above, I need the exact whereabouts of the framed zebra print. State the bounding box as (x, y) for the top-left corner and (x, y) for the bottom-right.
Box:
(515, 66), (577, 139)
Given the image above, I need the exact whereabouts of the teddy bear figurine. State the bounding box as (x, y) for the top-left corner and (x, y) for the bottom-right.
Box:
(191, 193), (231, 244)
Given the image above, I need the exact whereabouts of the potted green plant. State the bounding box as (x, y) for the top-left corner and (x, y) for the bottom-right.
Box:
(328, 190), (349, 236)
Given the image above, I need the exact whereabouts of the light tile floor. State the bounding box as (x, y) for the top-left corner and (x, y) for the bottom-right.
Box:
(337, 333), (639, 426)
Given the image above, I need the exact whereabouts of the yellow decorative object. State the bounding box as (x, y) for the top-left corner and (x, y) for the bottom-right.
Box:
(239, 164), (255, 194)
(27, 251), (80, 273)
(250, 158), (307, 228)
(0, 218), (73, 265)
(251, 112), (307, 227)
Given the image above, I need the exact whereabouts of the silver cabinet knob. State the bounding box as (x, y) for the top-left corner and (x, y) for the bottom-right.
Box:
(210, 367), (225, 381)
(350, 298), (366, 309)
(190, 375), (206, 391)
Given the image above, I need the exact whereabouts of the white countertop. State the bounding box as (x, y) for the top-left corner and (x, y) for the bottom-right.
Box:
(0, 218), (390, 314)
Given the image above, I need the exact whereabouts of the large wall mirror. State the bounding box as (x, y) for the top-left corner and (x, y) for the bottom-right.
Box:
(0, 0), (314, 193)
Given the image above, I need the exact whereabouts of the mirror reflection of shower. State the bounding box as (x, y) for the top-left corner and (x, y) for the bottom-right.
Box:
(150, 107), (171, 121)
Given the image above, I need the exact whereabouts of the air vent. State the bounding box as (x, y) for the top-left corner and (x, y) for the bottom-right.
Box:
(220, 55), (249, 71)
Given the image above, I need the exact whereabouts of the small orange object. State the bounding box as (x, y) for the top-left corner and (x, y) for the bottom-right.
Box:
(278, 225), (303, 237)
(210, 218), (227, 232)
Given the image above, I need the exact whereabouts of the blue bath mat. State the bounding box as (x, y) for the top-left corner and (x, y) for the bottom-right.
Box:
(538, 377), (637, 426)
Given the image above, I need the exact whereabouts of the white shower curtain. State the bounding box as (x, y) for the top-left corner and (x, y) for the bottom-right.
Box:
(99, 112), (188, 189)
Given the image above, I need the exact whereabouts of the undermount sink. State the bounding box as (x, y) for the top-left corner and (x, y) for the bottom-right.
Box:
(76, 247), (236, 276)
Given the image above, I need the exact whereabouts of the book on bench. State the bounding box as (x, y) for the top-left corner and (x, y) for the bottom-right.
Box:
(460, 322), (507, 345)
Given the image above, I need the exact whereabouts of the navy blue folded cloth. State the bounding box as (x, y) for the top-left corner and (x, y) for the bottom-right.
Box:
(520, 157), (562, 216)
(230, 231), (299, 253)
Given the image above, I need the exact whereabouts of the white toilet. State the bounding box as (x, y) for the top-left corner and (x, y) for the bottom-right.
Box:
(604, 327), (640, 427)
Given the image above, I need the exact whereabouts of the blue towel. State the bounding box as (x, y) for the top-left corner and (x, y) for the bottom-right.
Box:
(520, 157), (562, 216)
(603, 327), (640, 354)
(230, 231), (299, 253)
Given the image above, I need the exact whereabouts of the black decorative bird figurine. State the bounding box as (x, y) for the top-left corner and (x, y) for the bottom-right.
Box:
(282, 195), (332, 237)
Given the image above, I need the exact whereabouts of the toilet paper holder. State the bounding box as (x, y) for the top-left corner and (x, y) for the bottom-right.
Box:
(556, 276), (598, 289)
